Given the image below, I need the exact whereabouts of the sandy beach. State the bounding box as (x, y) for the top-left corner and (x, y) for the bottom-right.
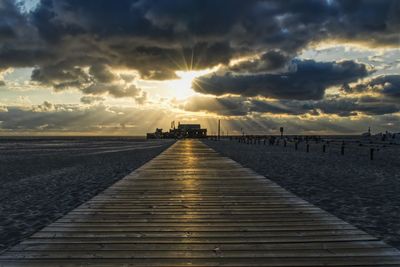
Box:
(0, 137), (174, 252)
(2, 136), (399, 254)
(205, 138), (400, 249)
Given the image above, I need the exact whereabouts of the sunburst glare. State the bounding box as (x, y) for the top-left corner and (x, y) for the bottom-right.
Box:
(168, 69), (215, 100)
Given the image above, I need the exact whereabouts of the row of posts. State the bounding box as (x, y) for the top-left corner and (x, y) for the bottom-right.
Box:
(233, 136), (376, 160)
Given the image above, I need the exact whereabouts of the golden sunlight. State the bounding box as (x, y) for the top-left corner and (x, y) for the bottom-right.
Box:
(168, 69), (215, 100)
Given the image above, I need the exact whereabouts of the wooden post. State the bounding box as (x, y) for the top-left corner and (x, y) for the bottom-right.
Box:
(341, 145), (344, 155)
(295, 142), (298, 151)
(370, 148), (374, 160)
(306, 143), (309, 153)
(284, 140), (287, 147)
(322, 144), (326, 153)
(217, 120), (220, 141)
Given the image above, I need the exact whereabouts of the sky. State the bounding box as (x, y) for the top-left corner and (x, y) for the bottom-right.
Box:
(0, 0), (399, 135)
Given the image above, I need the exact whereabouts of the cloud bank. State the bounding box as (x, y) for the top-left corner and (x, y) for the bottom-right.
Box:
(1, 0), (399, 83)
(193, 60), (370, 100)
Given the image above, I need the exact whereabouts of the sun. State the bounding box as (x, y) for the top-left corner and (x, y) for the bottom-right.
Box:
(168, 69), (214, 100)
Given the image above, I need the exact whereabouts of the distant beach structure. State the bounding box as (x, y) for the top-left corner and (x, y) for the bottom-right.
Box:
(361, 126), (372, 137)
(361, 126), (400, 144)
(147, 121), (207, 139)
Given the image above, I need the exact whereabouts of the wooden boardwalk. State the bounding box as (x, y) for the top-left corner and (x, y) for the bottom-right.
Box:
(1, 139), (400, 266)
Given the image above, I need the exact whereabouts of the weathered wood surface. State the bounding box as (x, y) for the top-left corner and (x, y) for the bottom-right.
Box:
(1, 139), (400, 266)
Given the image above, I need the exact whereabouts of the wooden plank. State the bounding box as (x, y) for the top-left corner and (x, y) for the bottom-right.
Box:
(31, 229), (367, 238)
(1, 139), (399, 266)
(1, 257), (400, 267)
(3, 248), (400, 259)
(11, 240), (392, 251)
(42, 225), (357, 232)
(12, 235), (378, 244)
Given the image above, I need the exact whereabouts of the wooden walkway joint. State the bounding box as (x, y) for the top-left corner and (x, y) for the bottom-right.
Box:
(1, 139), (400, 266)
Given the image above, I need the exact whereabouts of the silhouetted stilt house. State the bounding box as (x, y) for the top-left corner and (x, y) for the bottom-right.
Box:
(147, 122), (207, 139)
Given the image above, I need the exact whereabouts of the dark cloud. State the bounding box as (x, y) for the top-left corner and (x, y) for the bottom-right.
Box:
(80, 96), (106, 104)
(343, 75), (400, 99)
(31, 62), (148, 102)
(194, 60), (370, 100)
(0, 0), (398, 88)
(89, 64), (118, 83)
(82, 83), (147, 103)
(229, 50), (291, 73)
(31, 65), (91, 90)
(333, 0), (400, 47)
(0, 47), (54, 69)
(341, 75), (400, 118)
(180, 94), (400, 117)
(381, 76), (400, 99)
(0, 23), (15, 41)
(0, 0), (26, 41)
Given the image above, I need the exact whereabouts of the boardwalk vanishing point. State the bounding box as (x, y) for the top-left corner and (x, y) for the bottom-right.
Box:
(1, 140), (400, 266)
